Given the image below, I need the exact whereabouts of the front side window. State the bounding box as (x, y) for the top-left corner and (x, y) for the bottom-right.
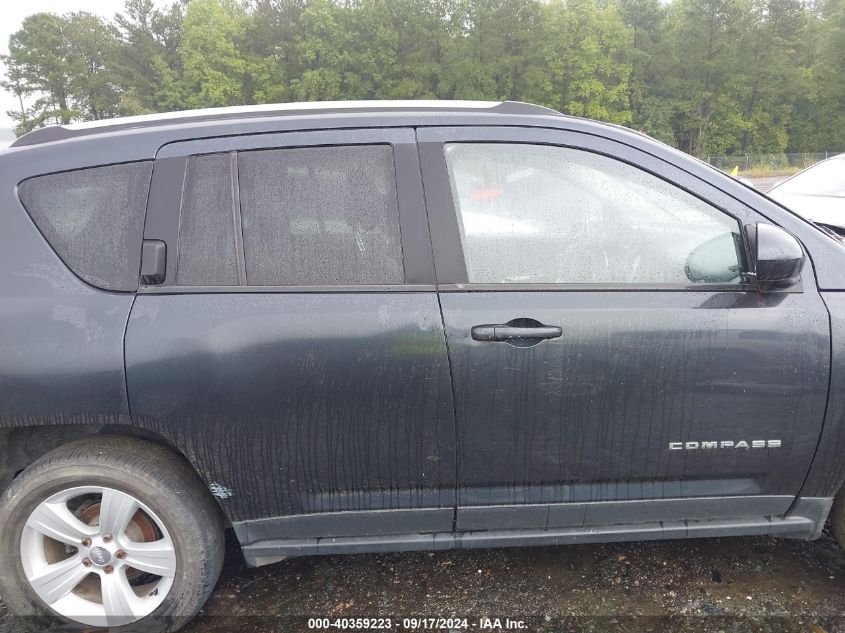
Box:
(445, 143), (743, 285)
(238, 145), (404, 286)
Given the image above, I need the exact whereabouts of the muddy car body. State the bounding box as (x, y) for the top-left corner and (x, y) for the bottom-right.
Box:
(3, 100), (845, 630)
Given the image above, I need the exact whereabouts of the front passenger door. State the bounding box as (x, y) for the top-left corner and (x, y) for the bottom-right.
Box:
(418, 126), (830, 532)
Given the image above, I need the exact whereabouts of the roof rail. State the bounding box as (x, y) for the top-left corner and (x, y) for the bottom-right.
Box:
(11, 100), (561, 148)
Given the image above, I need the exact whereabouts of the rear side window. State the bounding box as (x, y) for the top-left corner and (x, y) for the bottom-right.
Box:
(238, 145), (404, 285)
(18, 162), (153, 291)
(176, 154), (239, 286)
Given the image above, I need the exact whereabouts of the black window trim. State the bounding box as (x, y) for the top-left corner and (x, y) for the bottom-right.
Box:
(229, 151), (248, 284)
(145, 128), (435, 291)
(435, 283), (757, 293)
(143, 156), (187, 287)
(417, 126), (784, 293)
(138, 284), (437, 295)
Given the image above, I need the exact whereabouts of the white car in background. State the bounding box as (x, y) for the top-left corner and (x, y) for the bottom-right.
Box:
(768, 154), (845, 235)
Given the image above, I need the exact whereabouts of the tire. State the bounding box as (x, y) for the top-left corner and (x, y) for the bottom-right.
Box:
(0, 436), (225, 633)
(832, 487), (845, 549)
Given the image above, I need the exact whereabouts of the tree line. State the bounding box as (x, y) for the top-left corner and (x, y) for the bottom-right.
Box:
(2, 0), (843, 156)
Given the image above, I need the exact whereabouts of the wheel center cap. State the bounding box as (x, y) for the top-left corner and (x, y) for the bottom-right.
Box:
(88, 546), (111, 567)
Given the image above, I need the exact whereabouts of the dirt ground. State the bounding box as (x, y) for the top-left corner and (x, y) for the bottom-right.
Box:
(171, 527), (845, 633)
(4, 527), (845, 632)
(746, 175), (783, 192)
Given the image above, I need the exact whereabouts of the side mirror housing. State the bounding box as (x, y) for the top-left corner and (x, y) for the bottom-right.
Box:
(745, 223), (804, 290)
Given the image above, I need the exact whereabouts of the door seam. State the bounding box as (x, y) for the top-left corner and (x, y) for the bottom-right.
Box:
(789, 291), (835, 511)
(122, 293), (138, 423)
(415, 127), (461, 532)
(435, 291), (460, 533)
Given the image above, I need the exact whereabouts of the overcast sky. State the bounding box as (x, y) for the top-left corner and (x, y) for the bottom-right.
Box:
(0, 1), (169, 131)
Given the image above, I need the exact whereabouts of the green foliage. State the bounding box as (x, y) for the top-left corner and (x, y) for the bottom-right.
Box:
(180, 0), (248, 107)
(112, 0), (187, 114)
(2, 0), (843, 154)
(534, 0), (633, 123)
(1, 12), (122, 134)
(789, 0), (845, 152)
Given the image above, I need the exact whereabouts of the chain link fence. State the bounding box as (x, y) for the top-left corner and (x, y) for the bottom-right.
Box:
(707, 152), (837, 176)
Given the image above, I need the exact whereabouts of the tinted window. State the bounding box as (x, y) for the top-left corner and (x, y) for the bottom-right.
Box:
(177, 154), (239, 286)
(445, 143), (743, 285)
(238, 145), (404, 285)
(18, 162), (153, 291)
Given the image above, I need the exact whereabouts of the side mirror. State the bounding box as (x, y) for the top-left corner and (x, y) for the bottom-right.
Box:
(745, 223), (804, 289)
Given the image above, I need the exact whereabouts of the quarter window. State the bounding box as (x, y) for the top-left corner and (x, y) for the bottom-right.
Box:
(444, 143), (743, 285)
(18, 162), (152, 291)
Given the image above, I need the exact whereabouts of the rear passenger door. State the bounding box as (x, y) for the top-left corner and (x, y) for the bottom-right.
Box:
(125, 130), (456, 543)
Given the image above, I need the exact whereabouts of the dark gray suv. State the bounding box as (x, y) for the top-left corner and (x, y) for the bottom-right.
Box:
(2, 100), (845, 631)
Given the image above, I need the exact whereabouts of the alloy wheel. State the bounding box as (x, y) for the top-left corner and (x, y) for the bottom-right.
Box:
(20, 486), (176, 627)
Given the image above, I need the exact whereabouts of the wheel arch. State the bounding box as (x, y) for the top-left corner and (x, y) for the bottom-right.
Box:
(0, 424), (232, 527)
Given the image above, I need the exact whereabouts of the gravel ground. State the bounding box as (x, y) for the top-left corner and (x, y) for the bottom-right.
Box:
(173, 528), (845, 633)
(5, 527), (845, 633)
(746, 175), (784, 192)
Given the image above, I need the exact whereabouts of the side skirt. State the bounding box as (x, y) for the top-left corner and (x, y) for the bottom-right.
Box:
(239, 496), (832, 567)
